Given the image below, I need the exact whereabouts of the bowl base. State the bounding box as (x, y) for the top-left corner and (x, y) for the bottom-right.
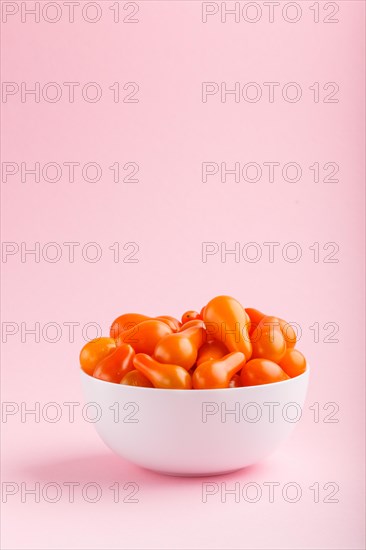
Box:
(150, 467), (244, 477)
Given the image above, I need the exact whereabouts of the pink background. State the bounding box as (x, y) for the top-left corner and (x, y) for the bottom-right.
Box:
(1, 1), (365, 549)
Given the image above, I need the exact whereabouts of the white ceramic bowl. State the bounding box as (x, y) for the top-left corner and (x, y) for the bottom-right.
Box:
(80, 368), (309, 476)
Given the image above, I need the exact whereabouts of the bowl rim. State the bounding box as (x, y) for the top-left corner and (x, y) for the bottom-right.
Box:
(80, 365), (310, 393)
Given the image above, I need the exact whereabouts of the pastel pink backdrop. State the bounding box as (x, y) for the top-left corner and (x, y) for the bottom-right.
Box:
(1, 1), (365, 549)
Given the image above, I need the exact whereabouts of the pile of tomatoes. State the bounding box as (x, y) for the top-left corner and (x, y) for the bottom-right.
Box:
(80, 295), (307, 389)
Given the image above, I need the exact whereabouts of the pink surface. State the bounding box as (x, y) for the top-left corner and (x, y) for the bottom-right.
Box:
(1, 1), (365, 549)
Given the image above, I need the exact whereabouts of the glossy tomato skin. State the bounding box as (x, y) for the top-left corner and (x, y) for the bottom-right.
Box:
(196, 340), (228, 365)
(181, 311), (200, 324)
(154, 324), (205, 370)
(203, 296), (252, 360)
(259, 315), (297, 348)
(251, 321), (287, 363)
(276, 317), (297, 348)
(156, 316), (181, 332)
(120, 369), (153, 387)
(117, 320), (172, 356)
(241, 358), (289, 386)
(192, 352), (245, 389)
(245, 308), (266, 335)
(93, 344), (135, 383)
(178, 319), (205, 331)
(110, 313), (150, 339)
(80, 337), (116, 376)
(279, 348), (306, 377)
(111, 313), (181, 338)
(133, 353), (192, 389)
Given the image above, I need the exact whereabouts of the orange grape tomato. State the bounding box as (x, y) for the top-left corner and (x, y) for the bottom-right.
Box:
(260, 315), (297, 348)
(93, 344), (135, 383)
(276, 317), (297, 348)
(241, 358), (289, 386)
(203, 296), (252, 360)
(110, 313), (150, 339)
(229, 374), (241, 388)
(192, 351), (245, 389)
(133, 353), (192, 389)
(120, 369), (153, 387)
(196, 340), (228, 365)
(181, 311), (200, 324)
(156, 315), (181, 332)
(279, 348), (306, 377)
(80, 337), (116, 376)
(154, 324), (205, 370)
(178, 319), (206, 331)
(251, 322), (286, 363)
(245, 308), (266, 335)
(117, 320), (172, 355)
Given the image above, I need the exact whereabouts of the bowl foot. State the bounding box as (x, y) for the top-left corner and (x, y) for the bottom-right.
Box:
(149, 467), (244, 477)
